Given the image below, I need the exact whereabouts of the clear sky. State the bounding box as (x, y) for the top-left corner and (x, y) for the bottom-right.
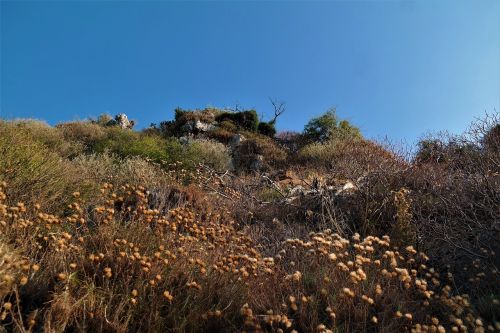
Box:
(1, 1), (499, 144)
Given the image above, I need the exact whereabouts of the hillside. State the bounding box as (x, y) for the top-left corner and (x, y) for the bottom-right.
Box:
(0, 109), (499, 333)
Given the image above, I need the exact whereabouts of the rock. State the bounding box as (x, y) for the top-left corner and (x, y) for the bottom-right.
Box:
(229, 134), (246, 149)
(195, 120), (216, 132)
(181, 120), (216, 133)
(249, 154), (264, 171)
(289, 185), (305, 196)
(111, 113), (134, 129)
(179, 136), (190, 145)
(335, 181), (357, 195)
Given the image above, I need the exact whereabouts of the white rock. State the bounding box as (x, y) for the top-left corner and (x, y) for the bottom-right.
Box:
(335, 181), (357, 195)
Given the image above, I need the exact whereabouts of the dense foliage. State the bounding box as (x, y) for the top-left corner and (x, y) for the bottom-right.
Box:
(303, 108), (361, 143)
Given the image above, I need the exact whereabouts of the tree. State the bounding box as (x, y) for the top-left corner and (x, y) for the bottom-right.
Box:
(303, 108), (360, 143)
(268, 98), (286, 125)
(303, 109), (337, 143)
(257, 98), (286, 137)
(336, 119), (362, 140)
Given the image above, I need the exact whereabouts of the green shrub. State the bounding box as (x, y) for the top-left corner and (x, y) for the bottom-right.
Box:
(90, 129), (230, 171)
(7, 120), (84, 158)
(219, 120), (238, 132)
(257, 122), (276, 137)
(414, 138), (449, 164)
(303, 108), (361, 143)
(415, 135), (482, 168)
(256, 187), (283, 202)
(215, 110), (259, 132)
(93, 129), (171, 162)
(187, 139), (233, 171)
(0, 121), (86, 212)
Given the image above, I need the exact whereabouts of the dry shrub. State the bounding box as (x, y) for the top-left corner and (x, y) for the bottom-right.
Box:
(0, 236), (22, 299)
(206, 128), (236, 144)
(176, 108), (220, 124)
(406, 114), (499, 285)
(55, 121), (107, 151)
(187, 139), (233, 172)
(0, 184), (266, 332)
(234, 136), (288, 171)
(0, 181), (494, 332)
(297, 137), (404, 179)
(72, 154), (169, 189)
(71, 154), (206, 212)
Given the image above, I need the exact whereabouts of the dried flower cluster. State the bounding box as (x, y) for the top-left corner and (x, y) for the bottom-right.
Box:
(1, 179), (498, 332)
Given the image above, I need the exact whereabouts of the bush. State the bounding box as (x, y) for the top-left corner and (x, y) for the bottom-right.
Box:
(415, 138), (448, 163)
(92, 113), (114, 126)
(219, 120), (238, 133)
(482, 123), (499, 152)
(187, 139), (233, 172)
(91, 129), (232, 171)
(0, 121), (85, 212)
(174, 108), (220, 124)
(206, 128), (236, 144)
(6, 120), (84, 158)
(257, 122), (276, 137)
(303, 108), (361, 143)
(215, 110), (259, 132)
(297, 136), (400, 178)
(72, 153), (169, 189)
(234, 135), (288, 171)
(56, 121), (107, 152)
(93, 129), (170, 162)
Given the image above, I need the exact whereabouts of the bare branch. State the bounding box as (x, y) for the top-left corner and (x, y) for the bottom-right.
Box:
(269, 97), (286, 125)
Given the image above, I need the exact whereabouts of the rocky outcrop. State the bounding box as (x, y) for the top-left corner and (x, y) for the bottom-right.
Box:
(181, 120), (216, 133)
(107, 113), (135, 129)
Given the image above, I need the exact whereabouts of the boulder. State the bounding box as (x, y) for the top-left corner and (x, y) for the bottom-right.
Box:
(179, 136), (190, 145)
(229, 134), (246, 149)
(249, 154), (264, 171)
(107, 113), (135, 129)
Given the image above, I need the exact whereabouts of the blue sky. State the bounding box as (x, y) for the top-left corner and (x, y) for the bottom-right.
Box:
(1, 1), (499, 144)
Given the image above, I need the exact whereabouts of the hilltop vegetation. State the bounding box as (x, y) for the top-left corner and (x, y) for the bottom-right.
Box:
(0, 108), (498, 333)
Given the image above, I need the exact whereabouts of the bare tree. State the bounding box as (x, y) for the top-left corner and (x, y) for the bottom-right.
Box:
(269, 97), (286, 125)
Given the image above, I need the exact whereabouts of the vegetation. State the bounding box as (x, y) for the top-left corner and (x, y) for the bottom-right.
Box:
(257, 121), (277, 137)
(303, 108), (361, 144)
(215, 110), (260, 132)
(0, 109), (498, 332)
